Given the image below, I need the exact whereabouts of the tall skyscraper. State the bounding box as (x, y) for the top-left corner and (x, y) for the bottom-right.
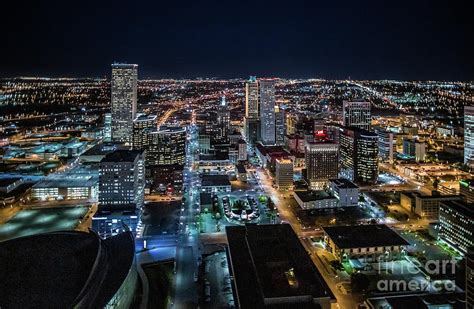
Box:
(305, 141), (339, 189)
(374, 127), (394, 162)
(259, 79), (277, 145)
(339, 127), (378, 184)
(245, 76), (260, 146)
(275, 105), (286, 145)
(146, 125), (186, 166)
(132, 114), (157, 150)
(342, 101), (371, 131)
(465, 106), (474, 166)
(215, 96), (230, 144)
(245, 76), (259, 119)
(111, 63), (138, 144)
(98, 150), (145, 210)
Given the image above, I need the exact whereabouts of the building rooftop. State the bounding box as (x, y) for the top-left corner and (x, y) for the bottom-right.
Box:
(366, 292), (466, 309)
(323, 224), (409, 249)
(295, 190), (335, 202)
(440, 200), (474, 217)
(0, 230), (135, 308)
(329, 178), (359, 189)
(0, 177), (22, 187)
(101, 150), (143, 163)
(201, 174), (231, 187)
(226, 224), (335, 308)
(236, 164), (246, 174)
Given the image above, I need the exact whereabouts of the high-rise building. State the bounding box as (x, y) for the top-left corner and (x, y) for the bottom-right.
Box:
(146, 125), (186, 166)
(275, 158), (293, 190)
(275, 105), (286, 145)
(98, 150), (145, 211)
(259, 79), (277, 145)
(215, 96), (230, 144)
(375, 127), (394, 162)
(465, 106), (474, 166)
(305, 141), (339, 189)
(438, 200), (474, 255)
(103, 113), (112, 143)
(342, 101), (371, 131)
(245, 76), (259, 119)
(339, 127), (378, 184)
(111, 63), (138, 144)
(132, 114), (157, 150)
(403, 138), (426, 162)
(244, 117), (260, 146)
(238, 139), (247, 161)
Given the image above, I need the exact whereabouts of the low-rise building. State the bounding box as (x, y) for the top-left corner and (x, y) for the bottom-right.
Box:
(400, 191), (463, 219)
(200, 174), (231, 193)
(0, 177), (24, 194)
(235, 164), (247, 182)
(438, 200), (474, 255)
(329, 178), (359, 207)
(323, 224), (409, 262)
(294, 190), (338, 210)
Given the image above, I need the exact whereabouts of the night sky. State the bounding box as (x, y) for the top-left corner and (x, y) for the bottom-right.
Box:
(1, 0), (472, 80)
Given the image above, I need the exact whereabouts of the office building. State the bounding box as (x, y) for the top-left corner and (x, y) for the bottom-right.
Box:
(226, 224), (336, 309)
(460, 179), (474, 203)
(245, 76), (259, 119)
(132, 114), (157, 150)
(111, 63), (138, 144)
(294, 190), (338, 210)
(305, 141), (339, 189)
(259, 79), (277, 145)
(103, 113), (112, 143)
(342, 101), (371, 130)
(329, 178), (359, 207)
(438, 200), (474, 255)
(244, 117), (260, 146)
(237, 139), (247, 161)
(339, 127), (378, 184)
(146, 125), (186, 166)
(465, 106), (474, 166)
(275, 105), (286, 145)
(200, 174), (231, 193)
(400, 191), (463, 219)
(403, 138), (426, 162)
(275, 158), (293, 190)
(323, 224), (409, 262)
(375, 127), (394, 162)
(98, 150), (145, 210)
(214, 96), (230, 144)
(0, 231), (137, 308)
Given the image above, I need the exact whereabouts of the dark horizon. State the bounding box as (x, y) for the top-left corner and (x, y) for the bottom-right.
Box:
(2, 0), (473, 81)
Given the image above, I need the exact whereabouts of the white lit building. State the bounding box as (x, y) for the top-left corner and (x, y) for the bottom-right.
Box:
(465, 106), (474, 166)
(342, 101), (371, 131)
(259, 79), (277, 145)
(275, 158), (293, 190)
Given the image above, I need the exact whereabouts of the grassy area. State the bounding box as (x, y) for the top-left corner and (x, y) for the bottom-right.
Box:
(142, 260), (174, 309)
(437, 241), (461, 258)
(342, 261), (355, 275)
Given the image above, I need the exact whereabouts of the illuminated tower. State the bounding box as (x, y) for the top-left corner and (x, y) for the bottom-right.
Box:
(259, 79), (277, 145)
(465, 106), (474, 166)
(342, 101), (371, 131)
(111, 63), (138, 144)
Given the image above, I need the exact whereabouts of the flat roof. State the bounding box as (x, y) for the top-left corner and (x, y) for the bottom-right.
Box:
(323, 224), (409, 249)
(329, 178), (358, 189)
(295, 190), (335, 202)
(0, 177), (22, 187)
(440, 200), (474, 217)
(101, 150), (143, 163)
(236, 164), (246, 173)
(226, 224), (334, 308)
(201, 174), (231, 187)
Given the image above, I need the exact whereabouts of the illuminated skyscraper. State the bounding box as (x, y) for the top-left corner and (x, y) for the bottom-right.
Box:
(111, 63), (138, 144)
(275, 105), (286, 145)
(259, 79), (277, 145)
(215, 96), (230, 144)
(465, 106), (474, 166)
(339, 127), (378, 184)
(245, 76), (259, 119)
(342, 101), (371, 131)
(305, 141), (339, 189)
(132, 114), (157, 150)
(244, 76), (260, 146)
